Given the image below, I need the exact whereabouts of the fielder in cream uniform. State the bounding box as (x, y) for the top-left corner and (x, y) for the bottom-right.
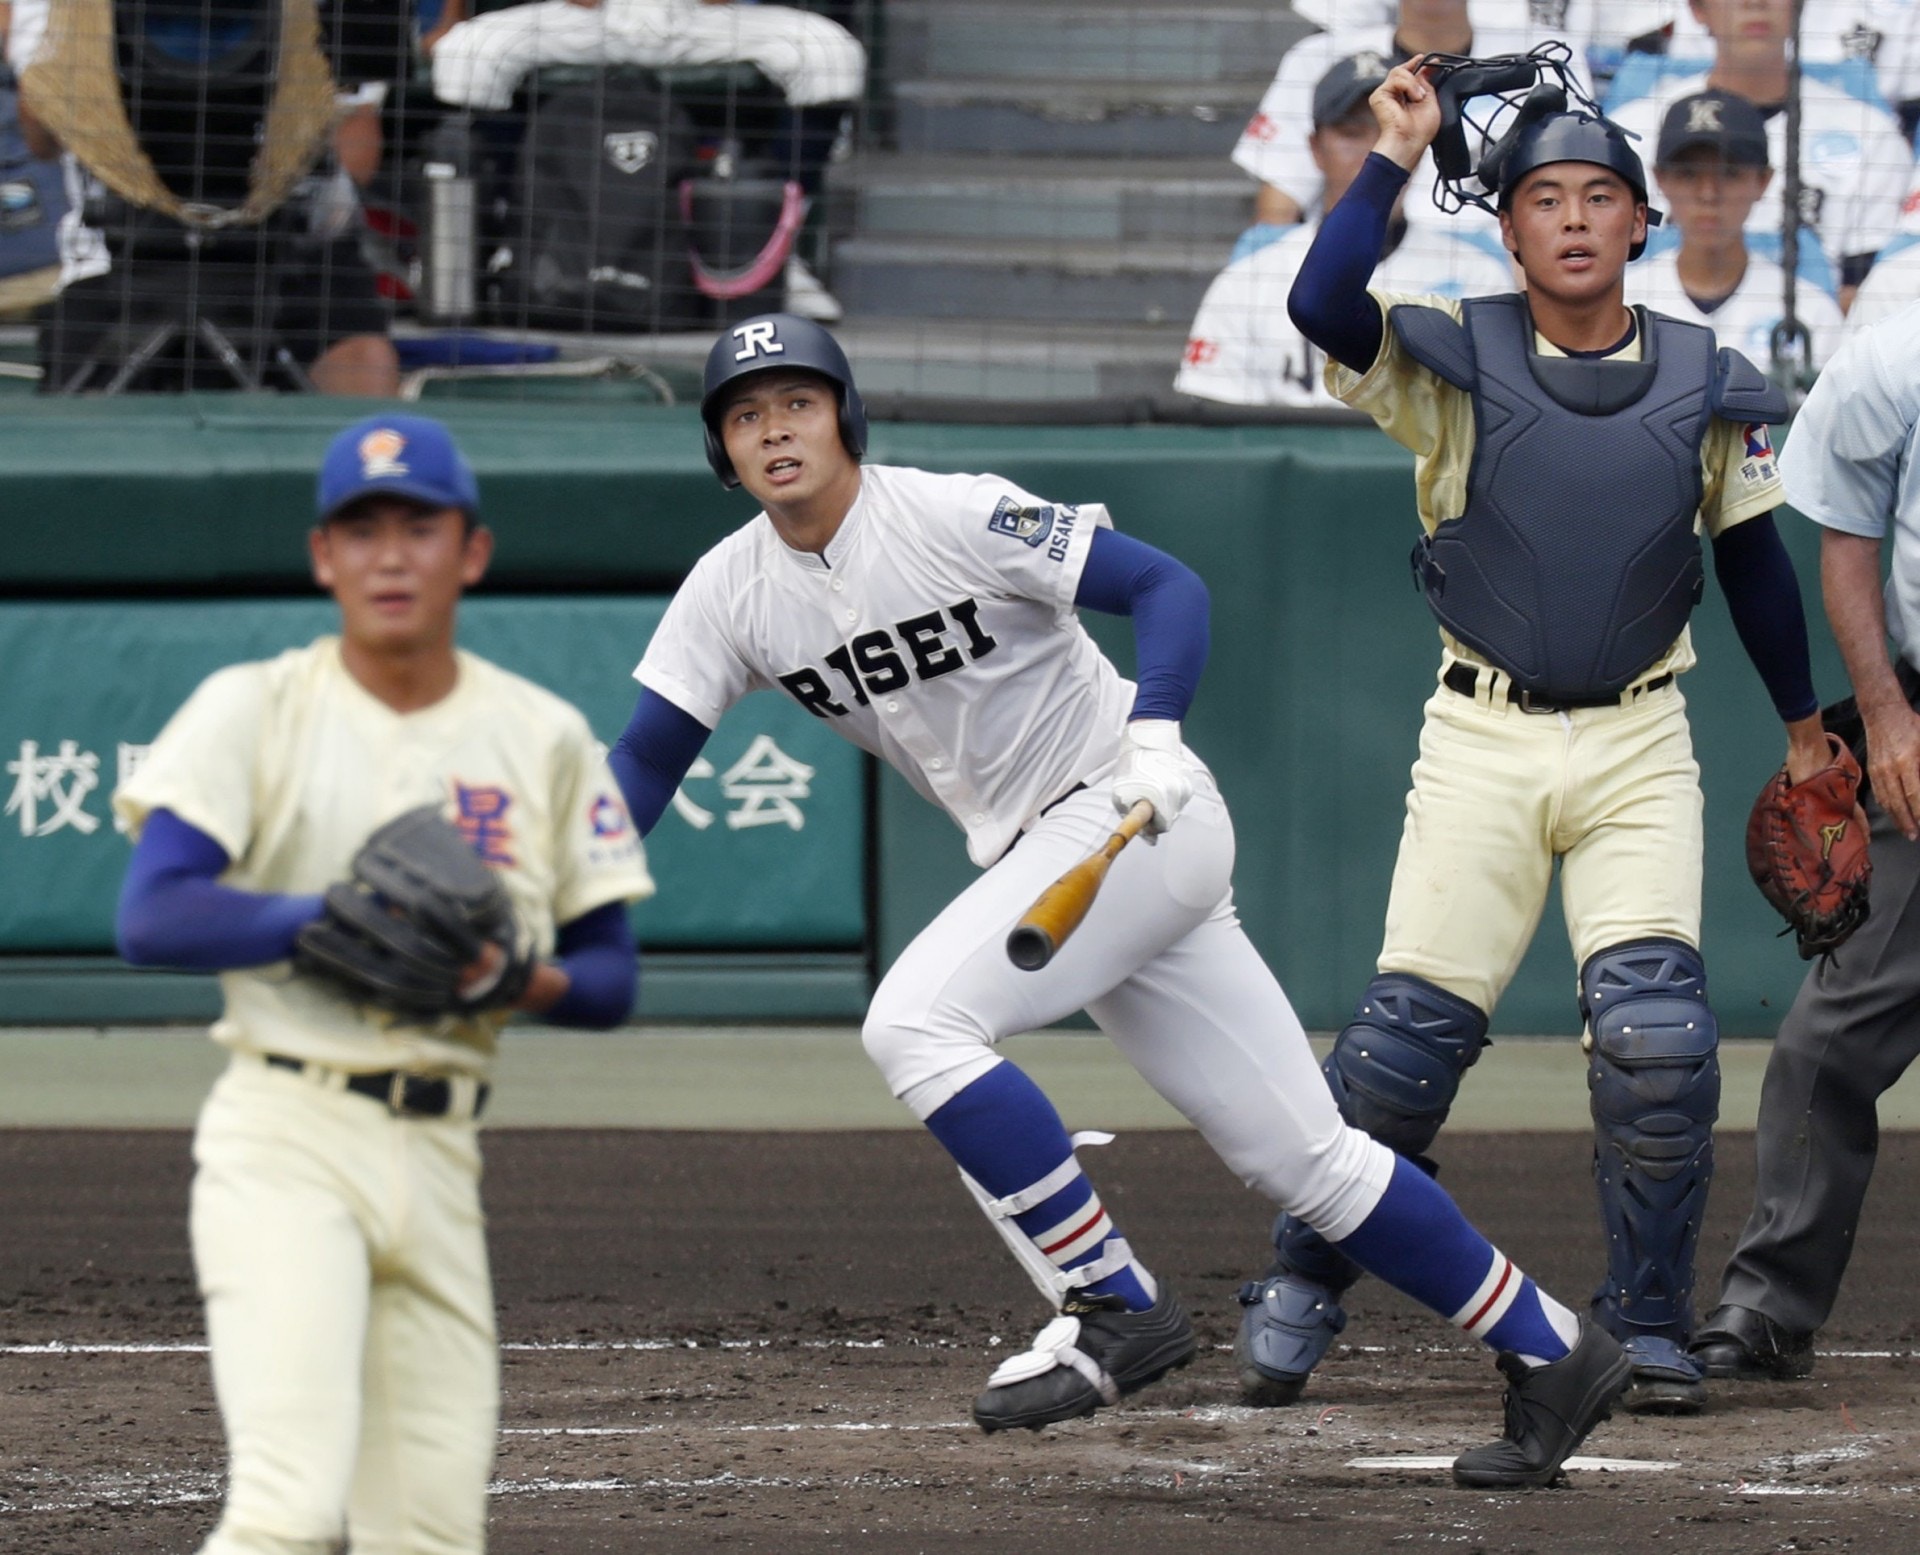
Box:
(114, 415), (651, 1555)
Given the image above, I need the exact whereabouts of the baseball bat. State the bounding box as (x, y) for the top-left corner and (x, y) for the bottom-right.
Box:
(1006, 800), (1155, 971)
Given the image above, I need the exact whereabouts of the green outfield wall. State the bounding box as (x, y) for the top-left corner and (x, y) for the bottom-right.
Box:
(0, 398), (1843, 1034)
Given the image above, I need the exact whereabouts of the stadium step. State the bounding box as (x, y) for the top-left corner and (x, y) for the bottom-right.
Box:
(889, 76), (1266, 159)
(843, 154), (1253, 244)
(831, 233), (1230, 325)
(884, 0), (1312, 84)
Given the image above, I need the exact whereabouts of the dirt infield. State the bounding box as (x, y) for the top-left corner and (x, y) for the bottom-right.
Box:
(5, 1127), (1920, 1553)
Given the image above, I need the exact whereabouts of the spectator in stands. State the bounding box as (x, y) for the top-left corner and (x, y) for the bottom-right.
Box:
(1844, 151), (1920, 332)
(14, 0), (398, 395)
(1629, 89), (1843, 371)
(1232, 0), (1600, 249)
(1177, 52), (1510, 408)
(1605, 0), (1911, 308)
(1657, 0), (1920, 133)
(430, 0), (863, 321)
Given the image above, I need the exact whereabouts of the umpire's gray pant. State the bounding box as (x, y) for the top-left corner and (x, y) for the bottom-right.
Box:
(1717, 793), (1920, 1335)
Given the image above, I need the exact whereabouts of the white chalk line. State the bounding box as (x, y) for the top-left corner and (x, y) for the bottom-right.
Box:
(1348, 1455), (1680, 1474)
(0, 1336), (920, 1358)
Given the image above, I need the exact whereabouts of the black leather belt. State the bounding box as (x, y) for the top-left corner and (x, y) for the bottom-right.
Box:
(1442, 661), (1673, 714)
(264, 1053), (489, 1120)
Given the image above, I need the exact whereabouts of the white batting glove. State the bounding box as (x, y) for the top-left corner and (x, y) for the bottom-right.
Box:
(1112, 719), (1192, 837)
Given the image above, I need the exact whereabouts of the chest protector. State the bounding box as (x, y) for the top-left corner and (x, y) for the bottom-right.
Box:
(1393, 293), (1786, 701)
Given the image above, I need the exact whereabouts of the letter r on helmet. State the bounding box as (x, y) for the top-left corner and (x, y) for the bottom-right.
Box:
(733, 321), (784, 362)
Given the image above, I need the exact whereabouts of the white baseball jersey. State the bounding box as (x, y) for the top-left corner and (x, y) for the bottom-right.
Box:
(1234, 24), (1593, 235)
(1177, 219), (1514, 406)
(115, 637), (654, 1078)
(636, 465), (1131, 868)
(1662, 0), (1920, 105)
(1844, 235), (1920, 331)
(1606, 71), (1911, 269)
(1780, 300), (1920, 664)
(1626, 247), (1845, 371)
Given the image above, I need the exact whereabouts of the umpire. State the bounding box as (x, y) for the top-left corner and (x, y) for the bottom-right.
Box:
(1695, 302), (1920, 1380)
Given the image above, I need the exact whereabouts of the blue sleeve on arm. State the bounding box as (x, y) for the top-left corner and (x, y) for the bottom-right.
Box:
(1287, 152), (1406, 373)
(1711, 513), (1821, 723)
(609, 688), (713, 837)
(117, 809), (324, 970)
(1074, 526), (1210, 722)
(541, 899), (638, 1030)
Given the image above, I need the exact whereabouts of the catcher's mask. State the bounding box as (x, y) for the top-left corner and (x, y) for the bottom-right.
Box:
(700, 313), (869, 490)
(1424, 41), (1660, 260)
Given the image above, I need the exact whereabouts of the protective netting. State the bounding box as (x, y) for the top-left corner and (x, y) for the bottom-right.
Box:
(0, 0), (1915, 413)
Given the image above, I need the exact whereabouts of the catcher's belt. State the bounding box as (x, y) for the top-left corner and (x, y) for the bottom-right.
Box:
(262, 1053), (490, 1121)
(1442, 662), (1674, 714)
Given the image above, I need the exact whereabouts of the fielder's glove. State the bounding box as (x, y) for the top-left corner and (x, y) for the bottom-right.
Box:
(295, 805), (535, 1018)
(1112, 719), (1193, 837)
(1746, 734), (1872, 960)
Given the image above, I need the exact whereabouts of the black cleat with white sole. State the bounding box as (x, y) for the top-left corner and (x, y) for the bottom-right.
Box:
(1451, 1318), (1631, 1489)
(971, 1287), (1197, 1433)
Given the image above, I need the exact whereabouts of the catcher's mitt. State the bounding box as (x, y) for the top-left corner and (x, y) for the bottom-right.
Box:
(295, 805), (534, 1018)
(1746, 734), (1873, 960)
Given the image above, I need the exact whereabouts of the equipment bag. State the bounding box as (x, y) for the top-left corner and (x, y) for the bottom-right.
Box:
(493, 76), (705, 332)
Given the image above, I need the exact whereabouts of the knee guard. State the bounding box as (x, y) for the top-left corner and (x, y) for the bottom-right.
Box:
(1270, 974), (1488, 1289)
(1583, 938), (1720, 1340)
(1322, 973), (1490, 1158)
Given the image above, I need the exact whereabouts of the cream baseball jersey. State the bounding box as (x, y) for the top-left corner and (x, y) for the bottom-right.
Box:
(114, 638), (653, 1075)
(636, 465), (1133, 869)
(1607, 73), (1911, 270)
(1626, 249), (1845, 373)
(1178, 220), (1514, 407)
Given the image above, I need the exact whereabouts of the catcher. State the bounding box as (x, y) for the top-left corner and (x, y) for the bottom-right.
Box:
(1235, 47), (1850, 1419)
(112, 413), (653, 1555)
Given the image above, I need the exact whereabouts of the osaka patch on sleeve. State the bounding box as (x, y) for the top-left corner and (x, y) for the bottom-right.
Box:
(988, 496), (1056, 547)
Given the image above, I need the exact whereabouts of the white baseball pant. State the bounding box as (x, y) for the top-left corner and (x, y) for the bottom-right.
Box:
(863, 775), (1396, 1241)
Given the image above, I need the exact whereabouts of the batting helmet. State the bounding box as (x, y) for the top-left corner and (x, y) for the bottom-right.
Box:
(700, 313), (869, 489)
(1493, 108), (1656, 260)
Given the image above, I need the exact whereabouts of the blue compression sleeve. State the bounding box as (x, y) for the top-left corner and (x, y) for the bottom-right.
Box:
(1711, 512), (1821, 723)
(610, 688), (713, 837)
(1073, 526), (1210, 722)
(542, 899), (638, 1029)
(116, 809), (323, 970)
(1287, 152), (1407, 372)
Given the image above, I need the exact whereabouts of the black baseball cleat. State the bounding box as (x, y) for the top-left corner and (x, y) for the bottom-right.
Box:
(1690, 1303), (1816, 1381)
(1452, 1319), (1631, 1489)
(971, 1287), (1197, 1433)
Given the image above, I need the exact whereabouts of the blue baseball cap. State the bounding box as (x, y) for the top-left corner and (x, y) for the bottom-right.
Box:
(316, 415), (480, 522)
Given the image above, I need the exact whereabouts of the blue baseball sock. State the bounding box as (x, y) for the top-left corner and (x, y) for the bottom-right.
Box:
(925, 1061), (1155, 1312)
(1335, 1155), (1578, 1366)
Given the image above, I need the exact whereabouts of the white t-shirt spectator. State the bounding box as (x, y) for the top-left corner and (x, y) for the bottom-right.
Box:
(1626, 247), (1844, 372)
(1607, 71), (1911, 275)
(1844, 237), (1920, 332)
(1176, 220), (1514, 407)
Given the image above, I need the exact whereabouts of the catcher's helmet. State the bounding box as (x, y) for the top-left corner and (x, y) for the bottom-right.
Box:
(1494, 109), (1655, 260)
(700, 313), (869, 489)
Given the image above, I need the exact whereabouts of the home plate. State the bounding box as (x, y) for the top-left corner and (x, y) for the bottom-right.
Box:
(1347, 1456), (1679, 1473)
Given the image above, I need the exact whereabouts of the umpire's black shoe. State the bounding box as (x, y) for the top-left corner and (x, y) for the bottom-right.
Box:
(971, 1288), (1197, 1433)
(1451, 1319), (1631, 1490)
(1690, 1303), (1816, 1381)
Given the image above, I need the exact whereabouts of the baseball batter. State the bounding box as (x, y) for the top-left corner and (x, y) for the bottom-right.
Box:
(113, 415), (653, 1555)
(1236, 56), (1830, 1418)
(606, 310), (1633, 1489)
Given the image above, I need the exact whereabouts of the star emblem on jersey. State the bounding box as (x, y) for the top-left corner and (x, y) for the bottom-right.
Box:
(988, 497), (1056, 548)
(358, 429), (409, 479)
